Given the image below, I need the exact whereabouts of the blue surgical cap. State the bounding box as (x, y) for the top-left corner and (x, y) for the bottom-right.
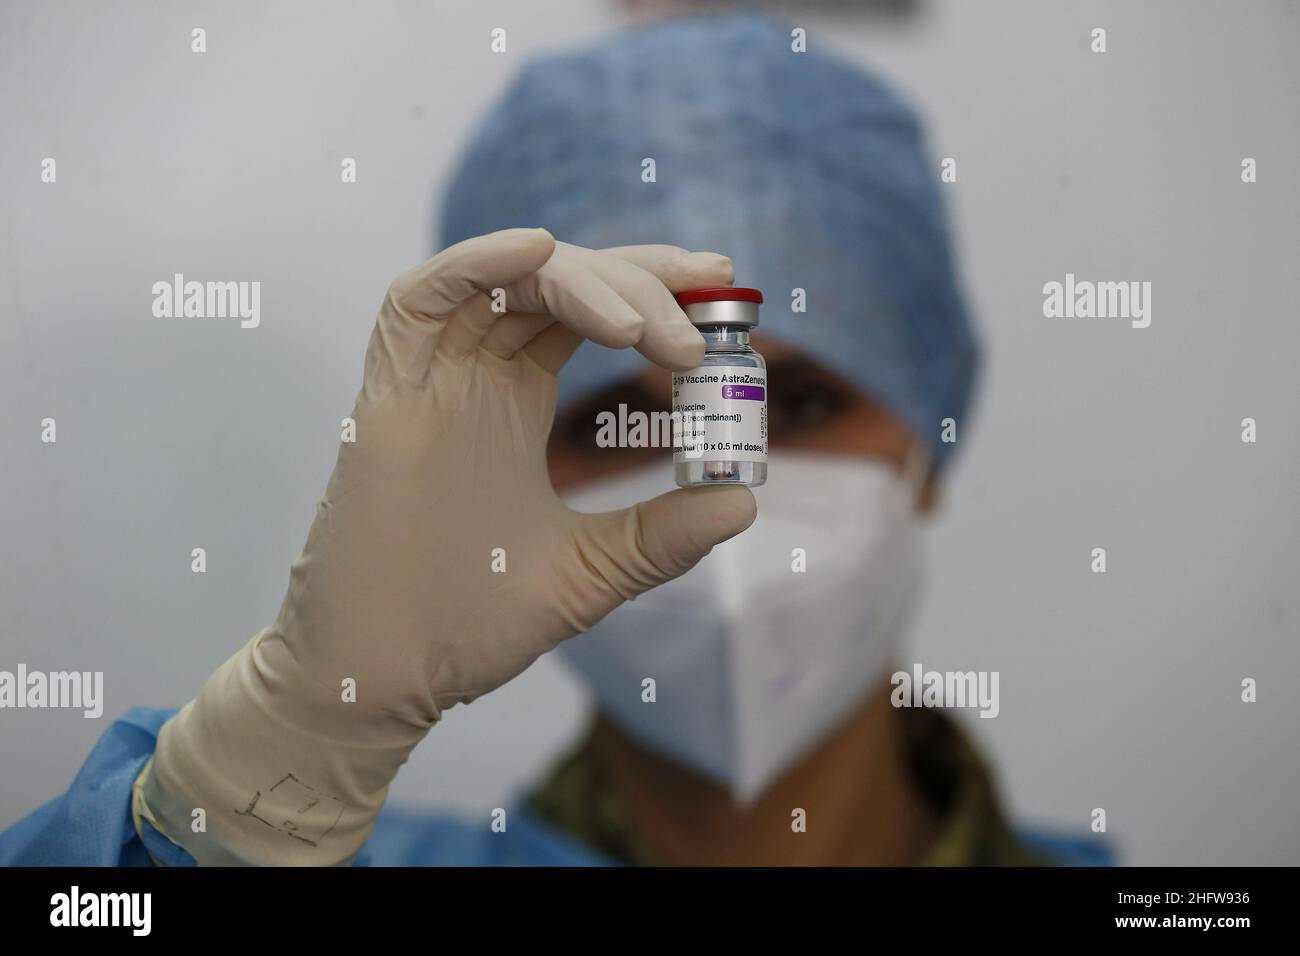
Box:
(440, 12), (978, 471)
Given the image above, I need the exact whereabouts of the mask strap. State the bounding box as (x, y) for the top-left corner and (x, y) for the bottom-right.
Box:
(898, 441), (932, 509)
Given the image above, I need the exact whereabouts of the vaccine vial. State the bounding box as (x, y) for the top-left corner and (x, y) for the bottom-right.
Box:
(672, 288), (768, 487)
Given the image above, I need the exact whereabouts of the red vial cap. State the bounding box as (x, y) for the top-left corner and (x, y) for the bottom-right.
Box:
(674, 287), (764, 306)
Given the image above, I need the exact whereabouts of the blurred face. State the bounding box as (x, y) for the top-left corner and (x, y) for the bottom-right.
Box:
(547, 333), (931, 502)
(550, 333), (937, 801)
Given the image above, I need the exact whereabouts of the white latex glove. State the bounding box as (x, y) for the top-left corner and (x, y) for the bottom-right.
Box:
(133, 229), (757, 865)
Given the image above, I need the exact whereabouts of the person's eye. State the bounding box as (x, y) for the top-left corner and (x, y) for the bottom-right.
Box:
(555, 386), (664, 457)
(770, 383), (847, 432)
(557, 405), (608, 456)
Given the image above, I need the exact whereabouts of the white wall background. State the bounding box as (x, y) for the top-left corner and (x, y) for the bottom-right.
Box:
(2, 0), (1296, 864)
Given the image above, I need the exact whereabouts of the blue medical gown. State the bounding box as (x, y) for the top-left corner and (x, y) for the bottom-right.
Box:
(0, 709), (1112, 866)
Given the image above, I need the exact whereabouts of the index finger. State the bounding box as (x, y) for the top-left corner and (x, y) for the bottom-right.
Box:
(599, 245), (735, 293)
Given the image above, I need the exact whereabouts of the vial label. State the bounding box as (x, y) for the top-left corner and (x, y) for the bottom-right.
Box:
(671, 366), (768, 463)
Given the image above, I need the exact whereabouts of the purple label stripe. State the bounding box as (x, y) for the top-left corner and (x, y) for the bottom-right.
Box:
(721, 385), (765, 401)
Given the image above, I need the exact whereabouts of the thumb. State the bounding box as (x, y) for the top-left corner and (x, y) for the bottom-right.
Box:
(577, 485), (757, 601)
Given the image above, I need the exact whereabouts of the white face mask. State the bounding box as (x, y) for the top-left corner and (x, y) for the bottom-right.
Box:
(557, 451), (927, 804)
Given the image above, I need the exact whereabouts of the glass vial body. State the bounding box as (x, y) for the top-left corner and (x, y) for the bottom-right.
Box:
(671, 288), (768, 488)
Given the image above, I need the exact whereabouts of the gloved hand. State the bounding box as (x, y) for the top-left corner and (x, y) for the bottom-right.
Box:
(133, 229), (757, 865)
